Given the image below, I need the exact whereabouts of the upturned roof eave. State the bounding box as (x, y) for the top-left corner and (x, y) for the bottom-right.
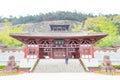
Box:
(9, 32), (108, 38)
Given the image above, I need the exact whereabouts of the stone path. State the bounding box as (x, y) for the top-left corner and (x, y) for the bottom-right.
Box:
(33, 59), (85, 73)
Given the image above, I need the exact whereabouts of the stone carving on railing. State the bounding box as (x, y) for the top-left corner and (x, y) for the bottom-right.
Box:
(3, 56), (19, 72)
(101, 55), (115, 72)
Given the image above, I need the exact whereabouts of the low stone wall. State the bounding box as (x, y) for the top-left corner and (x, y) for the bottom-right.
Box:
(95, 47), (118, 52)
(0, 47), (23, 53)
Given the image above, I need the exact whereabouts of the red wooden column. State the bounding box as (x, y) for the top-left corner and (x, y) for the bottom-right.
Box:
(38, 45), (43, 59)
(39, 49), (42, 59)
(24, 45), (28, 58)
(90, 44), (94, 58)
(79, 44), (83, 58)
(49, 39), (53, 58)
(65, 39), (69, 58)
(36, 45), (39, 58)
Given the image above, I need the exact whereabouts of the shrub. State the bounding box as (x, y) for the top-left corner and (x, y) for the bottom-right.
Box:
(113, 65), (120, 69)
(0, 65), (5, 69)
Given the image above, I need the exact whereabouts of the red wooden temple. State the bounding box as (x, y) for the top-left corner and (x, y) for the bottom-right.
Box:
(10, 24), (107, 59)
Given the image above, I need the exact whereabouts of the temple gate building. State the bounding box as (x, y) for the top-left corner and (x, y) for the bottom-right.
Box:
(10, 20), (107, 59)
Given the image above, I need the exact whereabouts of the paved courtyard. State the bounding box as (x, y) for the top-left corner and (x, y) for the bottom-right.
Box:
(0, 73), (120, 80)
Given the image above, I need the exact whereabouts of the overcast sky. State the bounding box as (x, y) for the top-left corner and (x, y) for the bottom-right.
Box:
(0, 0), (120, 17)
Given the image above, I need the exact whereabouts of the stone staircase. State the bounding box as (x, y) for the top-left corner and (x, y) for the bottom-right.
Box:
(33, 59), (85, 73)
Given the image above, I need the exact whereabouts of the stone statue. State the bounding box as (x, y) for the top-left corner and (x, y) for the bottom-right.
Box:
(101, 55), (115, 72)
(3, 56), (19, 72)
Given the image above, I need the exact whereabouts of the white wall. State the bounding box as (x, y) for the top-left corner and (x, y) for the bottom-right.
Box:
(82, 48), (120, 67)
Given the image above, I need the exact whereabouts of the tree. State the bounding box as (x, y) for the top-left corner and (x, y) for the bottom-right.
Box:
(84, 16), (119, 47)
(0, 19), (25, 47)
(72, 24), (82, 32)
(112, 15), (120, 35)
(84, 16), (118, 35)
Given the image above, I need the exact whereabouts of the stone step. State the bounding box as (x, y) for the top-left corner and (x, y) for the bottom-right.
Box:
(33, 59), (85, 73)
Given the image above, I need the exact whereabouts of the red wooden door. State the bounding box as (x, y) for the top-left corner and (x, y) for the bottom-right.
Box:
(79, 44), (94, 58)
(53, 48), (66, 58)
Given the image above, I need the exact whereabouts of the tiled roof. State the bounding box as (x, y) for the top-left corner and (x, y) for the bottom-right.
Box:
(10, 32), (107, 37)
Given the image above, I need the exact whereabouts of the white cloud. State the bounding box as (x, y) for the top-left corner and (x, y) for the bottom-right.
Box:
(0, 0), (120, 17)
